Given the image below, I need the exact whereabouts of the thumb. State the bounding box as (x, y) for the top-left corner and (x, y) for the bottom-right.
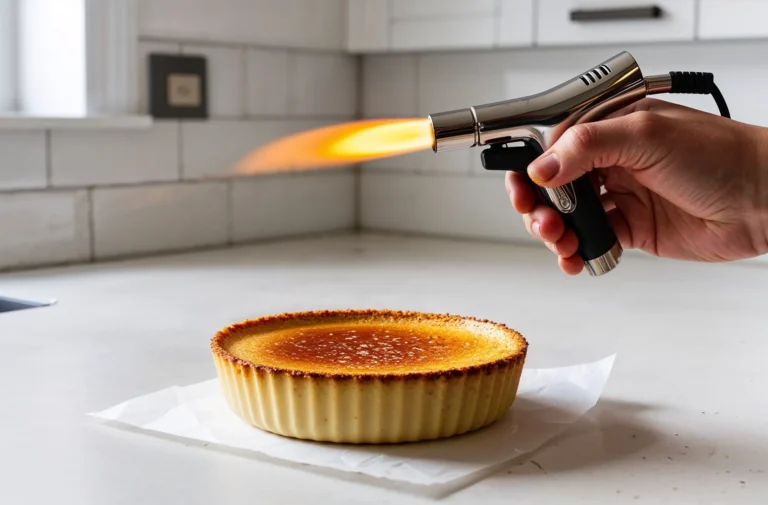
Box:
(528, 113), (659, 188)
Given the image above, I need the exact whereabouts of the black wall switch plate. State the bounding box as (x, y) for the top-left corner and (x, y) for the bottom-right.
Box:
(149, 53), (208, 119)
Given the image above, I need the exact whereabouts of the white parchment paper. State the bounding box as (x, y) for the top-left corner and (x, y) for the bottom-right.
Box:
(90, 355), (615, 486)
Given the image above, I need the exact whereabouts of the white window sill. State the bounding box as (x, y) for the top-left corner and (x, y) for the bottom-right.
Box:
(0, 115), (154, 130)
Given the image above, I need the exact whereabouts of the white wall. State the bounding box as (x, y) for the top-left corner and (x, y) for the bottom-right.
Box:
(0, 1), (357, 271)
(360, 40), (768, 248)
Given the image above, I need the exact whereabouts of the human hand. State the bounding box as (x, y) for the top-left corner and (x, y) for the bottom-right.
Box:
(505, 98), (768, 275)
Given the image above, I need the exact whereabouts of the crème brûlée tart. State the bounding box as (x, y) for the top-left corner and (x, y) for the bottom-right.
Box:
(211, 310), (527, 444)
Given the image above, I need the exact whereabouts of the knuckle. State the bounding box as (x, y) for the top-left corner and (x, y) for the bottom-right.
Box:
(565, 124), (596, 152)
(630, 111), (660, 140)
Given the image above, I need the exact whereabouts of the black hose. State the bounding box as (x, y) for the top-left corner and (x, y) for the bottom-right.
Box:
(668, 71), (731, 119)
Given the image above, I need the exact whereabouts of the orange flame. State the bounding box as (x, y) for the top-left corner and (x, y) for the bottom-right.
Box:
(235, 118), (433, 174)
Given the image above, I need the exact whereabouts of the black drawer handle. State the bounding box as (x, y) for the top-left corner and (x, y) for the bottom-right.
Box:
(570, 5), (663, 22)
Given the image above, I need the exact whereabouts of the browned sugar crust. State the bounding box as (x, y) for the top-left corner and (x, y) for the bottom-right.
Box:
(211, 309), (528, 381)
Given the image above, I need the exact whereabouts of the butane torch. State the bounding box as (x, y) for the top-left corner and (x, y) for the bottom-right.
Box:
(427, 51), (731, 276)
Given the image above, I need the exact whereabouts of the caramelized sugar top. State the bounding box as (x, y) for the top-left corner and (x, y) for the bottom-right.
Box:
(224, 318), (521, 375)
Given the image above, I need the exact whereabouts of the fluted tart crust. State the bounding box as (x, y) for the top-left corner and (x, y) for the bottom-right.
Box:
(211, 309), (527, 443)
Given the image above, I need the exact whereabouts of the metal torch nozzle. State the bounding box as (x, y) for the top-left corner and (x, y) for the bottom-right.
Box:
(428, 108), (478, 152)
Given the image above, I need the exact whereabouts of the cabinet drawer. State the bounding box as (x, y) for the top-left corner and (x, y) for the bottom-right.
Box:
(391, 17), (495, 51)
(391, 0), (494, 19)
(699, 0), (768, 39)
(537, 0), (695, 46)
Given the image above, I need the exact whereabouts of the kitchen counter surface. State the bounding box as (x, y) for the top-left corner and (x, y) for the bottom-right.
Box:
(1, 234), (767, 504)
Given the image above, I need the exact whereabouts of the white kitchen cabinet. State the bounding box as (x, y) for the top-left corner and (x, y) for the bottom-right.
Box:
(699, 0), (768, 40)
(347, 0), (389, 53)
(391, 0), (495, 18)
(537, 0), (695, 46)
(498, 0), (535, 47)
(391, 17), (496, 51)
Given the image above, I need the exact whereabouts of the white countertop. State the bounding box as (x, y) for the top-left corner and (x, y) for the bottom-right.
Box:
(1, 234), (767, 504)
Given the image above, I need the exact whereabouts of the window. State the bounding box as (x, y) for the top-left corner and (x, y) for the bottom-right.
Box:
(0, 0), (138, 118)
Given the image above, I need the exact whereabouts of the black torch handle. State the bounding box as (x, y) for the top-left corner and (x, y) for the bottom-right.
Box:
(532, 174), (617, 262)
(481, 142), (618, 263)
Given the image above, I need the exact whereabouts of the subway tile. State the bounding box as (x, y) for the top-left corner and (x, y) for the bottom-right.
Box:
(363, 148), (471, 174)
(417, 52), (508, 115)
(246, 49), (290, 116)
(360, 171), (530, 242)
(232, 170), (355, 242)
(0, 190), (90, 270)
(362, 55), (418, 118)
(137, 41), (180, 114)
(92, 181), (228, 258)
(183, 44), (245, 117)
(363, 151), (427, 173)
(51, 123), (179, 186)
(0, 131), (47, 190)
(290, 53), (357, 117)
(182, 119), (338, 179)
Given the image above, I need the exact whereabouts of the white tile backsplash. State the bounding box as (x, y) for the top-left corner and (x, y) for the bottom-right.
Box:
(183, 44), (245, 117)
(92, 182), (229, 258)
(290, 53), (357, 117)
(0, 131), (47, 190)
(362, 55), (419, 118)
(361, 171), (530, 242)
(246, 49), (291, 116)
(232, 170), (355, 242)
(0, 190), (90, 270)
(50, 123), (179, 187)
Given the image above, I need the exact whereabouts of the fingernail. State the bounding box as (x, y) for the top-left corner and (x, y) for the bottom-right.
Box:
(529, 153), (560, 184)
(532, 221), (541, 237)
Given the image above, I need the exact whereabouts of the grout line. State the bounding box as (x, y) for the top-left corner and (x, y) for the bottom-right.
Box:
(138, 35), (347, 55)
(176, 120), (184, 180)
(241, 47), (249, 118)
(0, 168), (358, 196)
(86, 188), (96, 262)
(226, 179), (235, 245)
(693, 0), (701, 40)
(353, 52), (364, 231)
(44, 130), (52, 187)
(285, 50), (297, 115)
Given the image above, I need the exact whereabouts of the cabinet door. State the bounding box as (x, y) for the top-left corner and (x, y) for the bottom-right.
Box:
(699, 0), (768, 39)
(347, 0), (389, 53)
(391, 0), (495, 18)
(498, 0), (535, 47)
(390, 17), (496, 51)
(537, 0), (695, 46)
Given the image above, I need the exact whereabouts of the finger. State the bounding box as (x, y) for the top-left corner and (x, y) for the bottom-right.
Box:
(552, 229), (579, 258)
(523, 205), (565, 243)
(527, 112), (666, 188)
(607, 207), (633, 250)
(601, 192), (616, 212)
(603, 97), (672, 120)
(505, 171), (536, 214)
(559, 255), (584, 275)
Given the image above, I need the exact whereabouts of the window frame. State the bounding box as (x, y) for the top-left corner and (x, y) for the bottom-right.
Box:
(0, 0), (140, 119)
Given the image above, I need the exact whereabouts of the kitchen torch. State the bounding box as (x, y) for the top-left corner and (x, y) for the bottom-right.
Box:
(427, 51), (731, 276)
